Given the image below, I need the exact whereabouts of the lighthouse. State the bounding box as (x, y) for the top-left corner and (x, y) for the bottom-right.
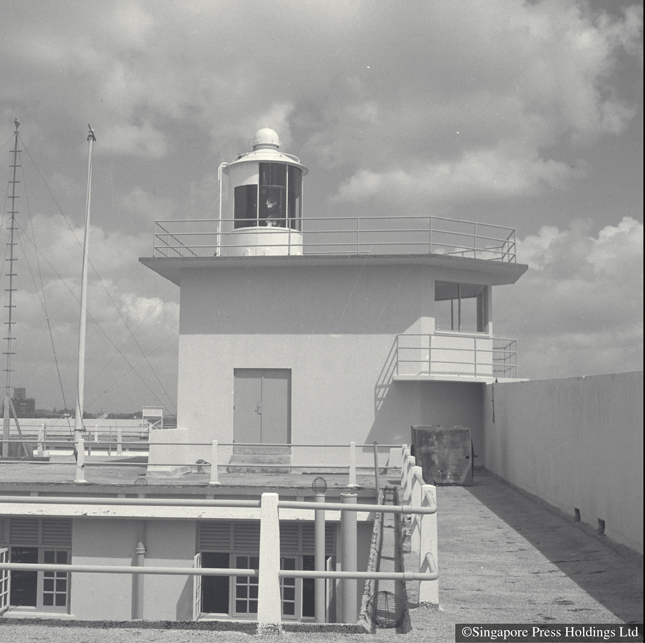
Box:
(218, 128), (308, 256)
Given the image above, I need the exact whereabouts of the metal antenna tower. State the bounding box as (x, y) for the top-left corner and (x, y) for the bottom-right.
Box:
(2, 119), (28, 458)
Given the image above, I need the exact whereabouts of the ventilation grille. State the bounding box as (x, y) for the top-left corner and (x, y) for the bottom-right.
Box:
(233, 522), (261, 551)
(200, 522), (231, 550)
(42, 519), (72, 546)
(198, 521), (335, 555)
(302, 523), (335, 555)
(10, 518), (39, 544)
(280, 523), (299, 553)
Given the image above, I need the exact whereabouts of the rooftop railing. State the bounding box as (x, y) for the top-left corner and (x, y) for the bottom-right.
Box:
(396, 333), (518, 379)
(0, 439), (400, 491)
(151, 215), (517, 263)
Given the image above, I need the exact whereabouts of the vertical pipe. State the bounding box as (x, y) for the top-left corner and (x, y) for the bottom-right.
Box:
(133, 520), (146, 619)
(372, 441), (380, 492)
(209, 440), (220, 485)
(347, 441), (357, 488)
(341, 492), (357, 623)
(117, 427), (123, 456)
(74, 127), (96, 444)
(315, 492), (326, 623)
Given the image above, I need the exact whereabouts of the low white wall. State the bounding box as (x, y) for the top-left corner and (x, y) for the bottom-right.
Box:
(483, 371), (643, 553)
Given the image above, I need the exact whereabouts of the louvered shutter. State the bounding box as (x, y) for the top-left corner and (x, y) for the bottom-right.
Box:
(199, 522), (231, 550)
(42, 519), (72, 546)
(280, 523), (299, 553)
(10, 518), (39, 544)
(233, 522), (260, 551)
(301, 523), (335, 555)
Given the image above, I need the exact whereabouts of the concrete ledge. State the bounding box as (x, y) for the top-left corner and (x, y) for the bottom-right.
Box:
(0, 617), (370, 634)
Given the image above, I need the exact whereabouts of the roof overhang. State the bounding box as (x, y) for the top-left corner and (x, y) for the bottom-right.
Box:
(139, 253), (528, 287)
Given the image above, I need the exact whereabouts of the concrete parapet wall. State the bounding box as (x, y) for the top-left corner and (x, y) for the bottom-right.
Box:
(483, 371), (643, 553)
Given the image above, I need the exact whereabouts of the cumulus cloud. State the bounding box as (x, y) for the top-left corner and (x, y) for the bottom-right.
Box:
(497, 217), (643, 379)
(333, 145), (581, 204)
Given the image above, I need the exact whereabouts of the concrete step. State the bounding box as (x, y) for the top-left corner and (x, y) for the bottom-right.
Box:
(232, 445), (291, 456)
(227, 445), (291, 473)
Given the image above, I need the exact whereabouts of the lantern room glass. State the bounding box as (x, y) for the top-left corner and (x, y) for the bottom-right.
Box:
(233, 163), (302, 230)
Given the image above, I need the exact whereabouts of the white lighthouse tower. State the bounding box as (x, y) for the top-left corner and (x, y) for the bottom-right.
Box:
(218, 128), (308, 256)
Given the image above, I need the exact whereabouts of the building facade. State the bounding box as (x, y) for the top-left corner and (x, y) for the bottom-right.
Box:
(141, 128), (527, 468)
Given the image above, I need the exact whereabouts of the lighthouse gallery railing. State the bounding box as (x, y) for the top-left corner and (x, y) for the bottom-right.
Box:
(151, 215), (517, 263)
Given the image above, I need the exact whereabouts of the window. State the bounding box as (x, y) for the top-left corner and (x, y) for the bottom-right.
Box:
(235, 555), (259, 615)
(198, 521), (334, 622)
(233, 163), (302, 230)
(5, 518), (71, 613)
(435, 281), (488, 333)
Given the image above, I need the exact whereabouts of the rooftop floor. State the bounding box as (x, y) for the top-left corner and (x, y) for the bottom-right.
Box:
(0, 455), (377, 496)
(0, 469), (640, 640)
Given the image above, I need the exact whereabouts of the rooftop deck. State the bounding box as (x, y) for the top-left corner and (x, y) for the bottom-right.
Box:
(0, 464), (640, 638)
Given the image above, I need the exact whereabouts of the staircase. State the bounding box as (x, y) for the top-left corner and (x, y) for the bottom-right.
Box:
(227, 445), (291, 474)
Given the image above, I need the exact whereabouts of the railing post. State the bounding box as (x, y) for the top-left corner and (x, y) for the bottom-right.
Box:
(75, 438), (87, 484)
(400, 445), (408, 493)
(410, 466), (423, 553)
(347, 441), (358, 488)
(315, 492), (326, 623)
(209, 440), (220, 485)
(403, 453), (415, 505)
(257, 493), (282, 629)
(37, 424), (45, 458)
(117, 428), (123, 456)
(372, 441), (380, 491)
(419, 484), (438, 604)
(341, 492), (358, 623)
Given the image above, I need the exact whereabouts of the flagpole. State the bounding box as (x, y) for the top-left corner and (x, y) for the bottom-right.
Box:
(74, 125), (96, 444)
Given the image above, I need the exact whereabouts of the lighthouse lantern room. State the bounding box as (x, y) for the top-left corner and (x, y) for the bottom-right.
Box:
(218, 128), (308, 256)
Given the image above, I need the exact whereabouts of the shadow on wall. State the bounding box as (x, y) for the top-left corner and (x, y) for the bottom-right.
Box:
(466, 473), (644, 625)
(369, 345), (486, 457)
(176, 577), (193, 621)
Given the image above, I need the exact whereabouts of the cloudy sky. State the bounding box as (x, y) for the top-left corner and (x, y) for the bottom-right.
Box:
(0, 0), (642, 415)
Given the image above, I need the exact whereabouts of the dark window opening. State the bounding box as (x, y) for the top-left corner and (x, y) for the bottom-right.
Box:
(201, 552), (230, 614)
(288, 166), (302, 231)
(10, 547), (38, 607)
(234, 185), (257, 229)
(302, 555), (315, 618)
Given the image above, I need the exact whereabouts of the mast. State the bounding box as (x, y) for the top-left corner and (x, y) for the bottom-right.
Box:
(2, 119), (21, 458)
(73, 125), (96, 442)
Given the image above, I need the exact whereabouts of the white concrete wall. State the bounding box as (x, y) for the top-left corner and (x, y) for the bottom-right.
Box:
(175, 263), (494, 465)
(144, 520), (196, 621)
(71, 519), (137, 620)
(483, 372), (643, 553)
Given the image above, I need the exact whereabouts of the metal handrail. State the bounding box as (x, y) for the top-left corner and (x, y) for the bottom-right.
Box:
(396, 333), (518, 378)
(151, 215), (517, 263)
(0, 562), (438, 582)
